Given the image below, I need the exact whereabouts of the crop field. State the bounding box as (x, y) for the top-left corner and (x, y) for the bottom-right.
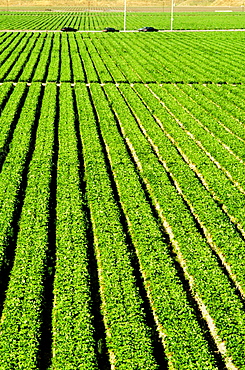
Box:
(1, 14), (245, 370)
(1, 11), (245, 30)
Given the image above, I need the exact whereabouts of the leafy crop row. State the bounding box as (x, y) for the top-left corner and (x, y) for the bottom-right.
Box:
(32, 33), (53, 82)
(88, 82), (219, 369)
(6, 33), (40, 82)
(102, 82), (245, 369)
(46, 33), (60, 82)
(159, 83), (245, 222)
(0, 83), (38, 269)
(141, 82), (245, 292)
(0, 32), (28, 81)
(51, 84), (98, 369)
(0, 83), (48, 368)
(75, 83), (158, 370)
(19, 33), (46, 82)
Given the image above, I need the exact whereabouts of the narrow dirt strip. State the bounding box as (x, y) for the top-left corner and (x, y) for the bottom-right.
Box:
(1, 28), (245, 32)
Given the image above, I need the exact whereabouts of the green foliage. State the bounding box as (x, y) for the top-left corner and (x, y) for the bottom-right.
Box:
(51, 83), (98, 369)
(117, 82), (245, 368)
(1, 11), (245, 31)
(92, 82), (219, 369)
(1, 21), (245, 369)
(0, 83), (40, 269)
(0, 83), (54, 369)
(76, 83), (158, 370)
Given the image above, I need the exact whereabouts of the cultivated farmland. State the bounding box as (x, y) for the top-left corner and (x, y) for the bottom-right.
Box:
(0, 13), (245, 370)
(1, 11), (245, 30)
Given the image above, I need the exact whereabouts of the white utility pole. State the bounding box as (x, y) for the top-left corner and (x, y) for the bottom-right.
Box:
(170, 0), (174, 31)
(124, 0), (126, 31)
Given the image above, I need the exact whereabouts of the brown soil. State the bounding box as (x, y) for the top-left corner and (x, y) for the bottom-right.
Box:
(0, 0), (244, 10)
(178, 0), (244, 5)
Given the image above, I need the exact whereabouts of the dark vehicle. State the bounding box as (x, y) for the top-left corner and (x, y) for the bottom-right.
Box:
(61, 27), (77, 32)
(102, 27), (119, 32)
(138, 26), (158, 32)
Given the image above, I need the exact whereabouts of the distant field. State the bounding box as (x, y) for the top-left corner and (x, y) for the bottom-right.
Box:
(1, 10), (245, 370)
(1, 10), (245, 30)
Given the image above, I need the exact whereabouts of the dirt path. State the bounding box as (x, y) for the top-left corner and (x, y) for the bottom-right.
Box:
(0, 28), (245, 32)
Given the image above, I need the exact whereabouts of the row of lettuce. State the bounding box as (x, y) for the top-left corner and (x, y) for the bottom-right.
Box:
(1, 81), (245, 368)
(0, 32), (245, 83)
(101, 82), (245, 369)
(1, 11), (245, 31)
